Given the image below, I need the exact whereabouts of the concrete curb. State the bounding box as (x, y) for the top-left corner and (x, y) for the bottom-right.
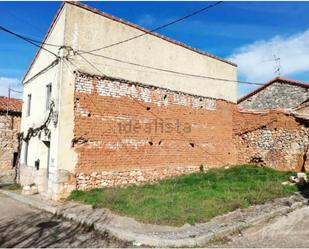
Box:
(0, 189), (58, 214)
(0, 189), (307, 247)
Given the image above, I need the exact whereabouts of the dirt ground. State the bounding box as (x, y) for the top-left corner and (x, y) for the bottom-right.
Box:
(0, 193), (130, 248)
(215, 205), (309, 247)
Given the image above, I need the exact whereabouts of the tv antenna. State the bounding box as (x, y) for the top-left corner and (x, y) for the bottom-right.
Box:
(273, 55), (281, 76)
(261, 54), (281, 76)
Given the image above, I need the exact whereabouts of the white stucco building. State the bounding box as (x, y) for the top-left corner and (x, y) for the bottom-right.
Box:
(20, 2), (237, 199)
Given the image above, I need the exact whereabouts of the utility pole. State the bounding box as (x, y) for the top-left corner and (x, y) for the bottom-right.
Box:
(6, 87), (10, 116)
(6, 87), (23, 115)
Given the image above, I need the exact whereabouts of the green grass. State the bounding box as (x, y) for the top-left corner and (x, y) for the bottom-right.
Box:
(0, 183), (22, 191)
(68, 165), (298, 226)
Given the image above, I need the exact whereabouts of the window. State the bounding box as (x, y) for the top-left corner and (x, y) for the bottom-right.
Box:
(24, 141), (29, 165)
(46, 83), (52, 111)
(26, 94), (31, 116)
(12, 152), (18, 168)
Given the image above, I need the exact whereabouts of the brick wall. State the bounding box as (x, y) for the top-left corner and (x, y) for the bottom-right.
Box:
(0, 113), (21, 184)
(73, 72), (237, 190)
(233, 110), (309, 171)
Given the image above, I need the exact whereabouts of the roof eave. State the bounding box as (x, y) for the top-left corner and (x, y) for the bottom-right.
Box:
(22, 2), (66, 84)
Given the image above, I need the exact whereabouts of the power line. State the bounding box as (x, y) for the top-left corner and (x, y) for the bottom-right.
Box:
(1, 16), (265, 87)
(70, 54), (227, 164)
(0, 25), (61, 57)
(73, 51), (264, 86)
(9, 88), (23, 94)
(77, 1), (223, 55)
(0, 8), (263, 86)
(0, 23), (263, 86)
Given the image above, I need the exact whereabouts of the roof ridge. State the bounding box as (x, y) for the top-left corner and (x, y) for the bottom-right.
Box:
(0, 96), (22, 101)
(238, 76), (309, 104)
(270, 76), (309, 85)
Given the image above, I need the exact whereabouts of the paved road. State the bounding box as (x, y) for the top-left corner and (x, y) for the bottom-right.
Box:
(216, 205), (309, 247)
(0, 193), (130, 248)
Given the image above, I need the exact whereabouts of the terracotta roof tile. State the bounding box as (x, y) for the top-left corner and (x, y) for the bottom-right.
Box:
(0, 96), (22, 113)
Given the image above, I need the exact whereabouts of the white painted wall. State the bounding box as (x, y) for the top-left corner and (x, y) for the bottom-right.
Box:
(64, 3), (237, 103)
(20, 6), (71, 198)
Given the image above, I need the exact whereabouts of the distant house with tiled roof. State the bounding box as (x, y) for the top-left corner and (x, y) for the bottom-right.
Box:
(0, 96), (22, 114)
(0, 96), (22, 184)
(238, 77), (309, 113)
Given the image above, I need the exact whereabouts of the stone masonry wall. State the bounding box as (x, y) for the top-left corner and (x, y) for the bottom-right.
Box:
(73, 72), (237, 190)
(0, 113), (21, 184)
(234, 110), (309, 172)
(239, 82), (309, 110)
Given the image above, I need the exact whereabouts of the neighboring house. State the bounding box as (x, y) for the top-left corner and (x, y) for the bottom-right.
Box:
(20, 2), (238, 199)
(238, 77), (309, 112)
(236, 77), (309, 172)
(0, 97), (22, 184)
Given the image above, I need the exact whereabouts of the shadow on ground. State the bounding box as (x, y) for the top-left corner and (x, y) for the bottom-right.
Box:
(297, 181), (309, 201)
(0, 211), (130, 248)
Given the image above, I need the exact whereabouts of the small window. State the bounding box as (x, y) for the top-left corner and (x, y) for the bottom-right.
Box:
(27, 94), (31, 116)
(24, 141), (29, 165)
(46, 83), (52, 111)
(12, 152), (18, 168)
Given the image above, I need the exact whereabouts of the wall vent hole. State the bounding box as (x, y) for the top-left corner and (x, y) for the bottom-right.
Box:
(146, 107), (151, 111)
(149, 141), (153, 146)
(190, 143), (195, 148)
(158, 141), (162, 145)
(163, 95), (167, 100)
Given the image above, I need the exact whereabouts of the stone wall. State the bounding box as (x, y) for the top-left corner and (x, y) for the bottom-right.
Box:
(238, 82), (309, 110)
(73, 72), (237, 190)
(0, 113), (21, 184)
(234, 110), (309, 171)
(295, 101), (309, 117)
(19, 165), (76, 199)
(76, 165), (200, 190)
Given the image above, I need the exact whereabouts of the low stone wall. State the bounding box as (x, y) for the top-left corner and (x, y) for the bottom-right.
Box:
(19, 165), (76, 200)
(19, 165), (47, 193)
(76, 165), (200, 190)
(234, 110), (309, 171)
(0, 113), (20, 184)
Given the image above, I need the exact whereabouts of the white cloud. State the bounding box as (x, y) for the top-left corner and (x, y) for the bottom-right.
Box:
(228, 29), (309, 83)
(0, 77), (22, 98)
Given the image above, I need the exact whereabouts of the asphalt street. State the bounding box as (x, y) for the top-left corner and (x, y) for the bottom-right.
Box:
(0, 193), (130, 248)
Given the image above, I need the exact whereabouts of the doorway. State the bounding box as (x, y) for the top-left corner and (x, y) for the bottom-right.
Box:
(43, 141), (51, 192)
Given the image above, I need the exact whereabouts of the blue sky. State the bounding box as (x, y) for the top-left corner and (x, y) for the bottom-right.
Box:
(1, 1), (309, 99)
